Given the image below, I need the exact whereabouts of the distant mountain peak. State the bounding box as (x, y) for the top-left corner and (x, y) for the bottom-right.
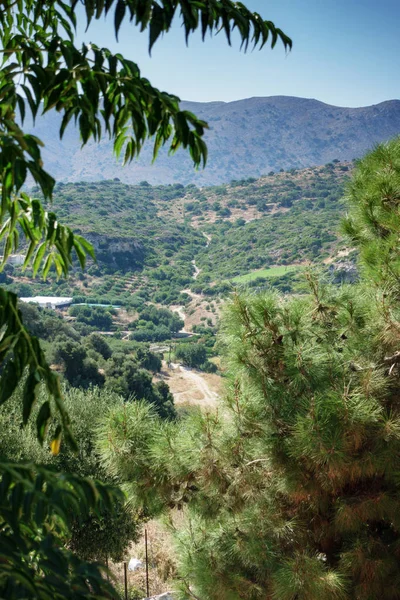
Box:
(27, 96), (400, 186)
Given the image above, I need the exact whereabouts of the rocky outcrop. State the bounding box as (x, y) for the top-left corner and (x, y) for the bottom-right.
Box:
(85, 233), (146, 271)
(329, 260), (358, 284)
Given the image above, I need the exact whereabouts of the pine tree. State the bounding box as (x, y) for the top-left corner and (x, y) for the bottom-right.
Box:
(98, 137), (400, 600)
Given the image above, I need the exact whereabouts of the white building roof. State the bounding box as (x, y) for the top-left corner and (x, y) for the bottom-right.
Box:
(20, 296), (73, 307)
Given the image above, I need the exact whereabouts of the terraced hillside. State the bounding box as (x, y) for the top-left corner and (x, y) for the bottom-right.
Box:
(4, 162), (354, 307)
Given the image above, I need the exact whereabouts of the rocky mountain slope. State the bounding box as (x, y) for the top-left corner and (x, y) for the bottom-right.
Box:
(27, 96), (400, 185)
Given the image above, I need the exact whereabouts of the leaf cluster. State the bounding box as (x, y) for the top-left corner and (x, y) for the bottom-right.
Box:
(74, 0), (292, 52)
(0, 460), (121, 598)
(0, 289), (73, 449)
(0, 385), (141, 565)
(342, 138), (400, 289)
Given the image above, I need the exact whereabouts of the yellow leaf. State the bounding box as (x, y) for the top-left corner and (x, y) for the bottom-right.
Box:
(50, 437), (61, 456)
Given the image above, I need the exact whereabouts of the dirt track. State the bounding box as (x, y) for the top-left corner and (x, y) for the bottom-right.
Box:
(192, 259), (201, 280)
(165, 232), (222, 409)
(157, 361), (221, 409)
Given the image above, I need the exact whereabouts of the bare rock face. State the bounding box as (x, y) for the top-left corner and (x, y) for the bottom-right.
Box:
(329, 260), (358, 283)
(85, 233), (146, 271)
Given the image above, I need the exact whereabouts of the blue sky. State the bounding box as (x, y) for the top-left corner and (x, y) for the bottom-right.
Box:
(77, 1), (399, 107)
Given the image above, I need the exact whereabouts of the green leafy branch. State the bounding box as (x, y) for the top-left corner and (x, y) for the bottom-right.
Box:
(76, 0), (293, 52)
(0, 289), (76, 450)
(0, 460), (123, 598)
(0, 192), (96, 447)
(0, 193), (95, 277)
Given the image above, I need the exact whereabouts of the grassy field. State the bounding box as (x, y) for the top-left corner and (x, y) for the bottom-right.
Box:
(232, 265), (301, 283)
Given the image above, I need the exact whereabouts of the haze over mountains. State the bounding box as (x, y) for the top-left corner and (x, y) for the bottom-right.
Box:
(29, 96), (400, 185)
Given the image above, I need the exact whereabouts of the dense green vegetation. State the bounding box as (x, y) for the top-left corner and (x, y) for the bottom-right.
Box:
(98, 138), (400, 600)
(0, 386), (140, 563)
(129, 305), (184, 342)
(4, 179), (205, 305)
(69, 304), (116, 329)
(175, 342), (217, 372)
(49, 180), (204, 273)
(4, 163), (352, 308)
(20, 302), (176, 418)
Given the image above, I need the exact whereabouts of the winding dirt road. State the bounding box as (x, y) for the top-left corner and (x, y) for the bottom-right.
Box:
(192, 260), (201, 280)
(162, 230), (221, 409)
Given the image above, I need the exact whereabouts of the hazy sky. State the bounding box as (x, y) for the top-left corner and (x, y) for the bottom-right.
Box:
(77, 1), (399, 107)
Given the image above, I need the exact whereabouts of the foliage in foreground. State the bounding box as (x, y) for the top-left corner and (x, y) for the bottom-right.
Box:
(0, 386), (140, 572)
(98, 138), (400, 600)
(0, 2), (290, 597)
(0, 461), (120, 599)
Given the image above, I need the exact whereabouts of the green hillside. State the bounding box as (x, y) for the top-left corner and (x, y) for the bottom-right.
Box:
(232, 265), (301, 283)
(47, 179), (205, 271)
(190, 161), (353, 290)
(9, 181), (205, 305)
(4, 162), (354, 304)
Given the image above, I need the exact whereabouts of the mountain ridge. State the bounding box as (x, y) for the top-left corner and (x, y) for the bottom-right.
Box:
(27, 95), (400, 185)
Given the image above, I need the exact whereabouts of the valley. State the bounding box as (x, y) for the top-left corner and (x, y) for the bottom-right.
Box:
(8, 159), (354, 308)
(1, 0), (399, 596)
(2, 160), (357, 415)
